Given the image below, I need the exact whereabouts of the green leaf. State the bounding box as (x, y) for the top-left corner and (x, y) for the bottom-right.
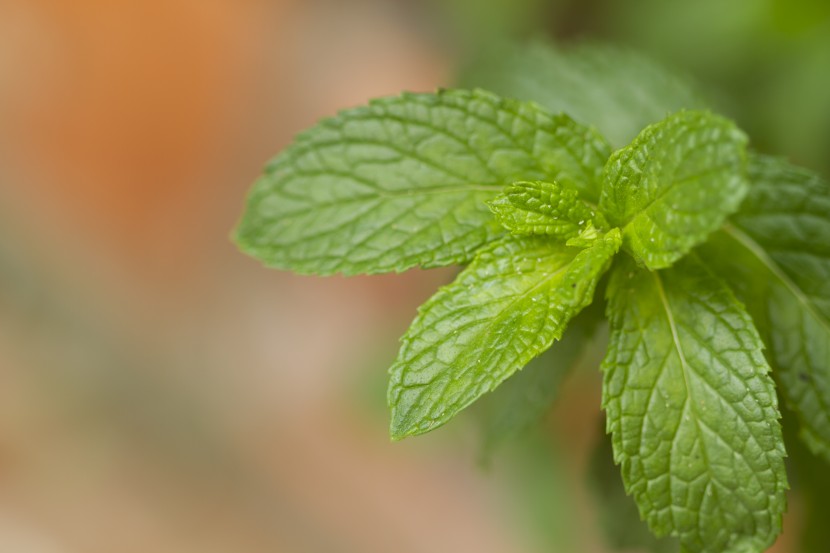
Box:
(487, 180), (603, 239)
(459, 41), (708, 147)
(700, 154), (830, 462)
(389, 230), (621, 439)
(235, 89), (611, 275)
(588, 428), (678, 553)
(599, 111), (748, 270)
(602, 255), (788, 553)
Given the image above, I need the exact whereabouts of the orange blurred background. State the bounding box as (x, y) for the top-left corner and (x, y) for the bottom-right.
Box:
(0, 1), (819, 552)
(0, 2), (580, 552)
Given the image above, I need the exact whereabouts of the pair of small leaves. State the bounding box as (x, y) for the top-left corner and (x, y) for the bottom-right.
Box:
(487, 109), (750, 271)
(235, 81), (793, 552)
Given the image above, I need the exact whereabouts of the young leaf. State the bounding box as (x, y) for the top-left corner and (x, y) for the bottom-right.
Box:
(459, 40), (708, 147)
(599, 110), (748, 270)
(487, 180), (602, 239)
(235, 89), (610, 275)
(563, 222), (604, 249)
(389, 230), (621, 439)
(602, 255), (788, 553)
(701, 155), (830, 462)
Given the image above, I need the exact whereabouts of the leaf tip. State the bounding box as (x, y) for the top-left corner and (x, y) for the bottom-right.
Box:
(388, 384), (417, 440)
(230, 214), (251, 247)
(389, 391), (443, 440)
(388, 409), (417, 441)
(231, 214), (258, 260)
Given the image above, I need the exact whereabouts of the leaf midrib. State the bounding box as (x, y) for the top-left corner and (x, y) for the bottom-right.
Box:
(722, 223), (830, 338)
(652, 271), (712, 484)
(392, 247), (582, 436)
(621, 161), (737, 232)
(274, 183), (496, 219)
(723, 223), (830, 453)
(652, 271), (758, 545)
(294, 95), (603, 197)
(401, 251), (574, 371)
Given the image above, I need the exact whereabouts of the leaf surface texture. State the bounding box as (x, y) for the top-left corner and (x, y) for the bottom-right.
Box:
(702, 155), (830, 461)
(488, 180), (600, 239)
(389, 231), (620, 438)
(602, 255), (787, 553)
(236, 89), (610, 275)
(600, 111), (748, 270)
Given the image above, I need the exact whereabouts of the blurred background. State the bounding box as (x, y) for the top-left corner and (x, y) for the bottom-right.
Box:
(0, 1), (828, 552)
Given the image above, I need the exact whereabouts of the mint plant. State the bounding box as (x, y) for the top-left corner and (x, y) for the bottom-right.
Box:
(234, 44), (830, 553)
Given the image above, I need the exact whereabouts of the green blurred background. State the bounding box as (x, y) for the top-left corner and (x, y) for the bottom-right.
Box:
(0, 1), (827, 551)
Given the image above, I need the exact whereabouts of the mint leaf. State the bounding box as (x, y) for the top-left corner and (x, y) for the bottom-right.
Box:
(235, 89), (611, 275)
(701, 155), (830, 462)
(599, 111), (748, 270)
(389, 230), (621, 439)
(459, 41), (708, 147)
(564, 222), (605, 249)
(602, 255), (787, 553)
(488, 180), (603, 239)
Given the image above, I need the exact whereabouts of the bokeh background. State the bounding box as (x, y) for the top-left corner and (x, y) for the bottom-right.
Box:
(1, 1), (828, 552)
